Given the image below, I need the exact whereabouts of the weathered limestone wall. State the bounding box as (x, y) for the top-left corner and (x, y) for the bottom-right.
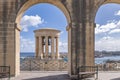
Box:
(0, 22), (17, 76)
(0, 0), (20, 76)
(66, 1), (96, 78)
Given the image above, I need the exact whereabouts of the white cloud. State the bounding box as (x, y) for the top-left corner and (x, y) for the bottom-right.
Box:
(60, 31), (64, 34)
(59, 41), (68, 52)
(115, 10), (120, 16)
(95, 20), (120, 34)
(95, 36), (120, 51)
(20, 36), (35, 52)
(109, 29), (120, 34)
(20, 15), (44, 32)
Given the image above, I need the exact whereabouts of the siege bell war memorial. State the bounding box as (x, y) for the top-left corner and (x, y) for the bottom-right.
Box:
(1, 0), (120, 80)
(34, 28), (60, 59)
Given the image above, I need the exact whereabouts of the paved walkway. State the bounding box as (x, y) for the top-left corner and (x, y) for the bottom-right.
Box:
(98, 71), (120, 80)
(11, 71), (70, 80)
(1, 71), (120, 80)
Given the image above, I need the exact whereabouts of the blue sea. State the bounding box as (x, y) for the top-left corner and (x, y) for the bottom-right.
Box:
(20, 52), (120, 64)
(20, 52), (35, 58)
(95, 56), (120, 64)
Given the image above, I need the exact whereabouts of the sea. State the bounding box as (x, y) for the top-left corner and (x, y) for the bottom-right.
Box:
(20, 52), (35, 58)
(20, 52), (120, 64)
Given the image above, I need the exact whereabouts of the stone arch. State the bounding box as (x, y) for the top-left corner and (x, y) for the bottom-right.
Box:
(104, 0), (120, 4)
(13, 0), (72, 76)
(15, 0), (71, 28)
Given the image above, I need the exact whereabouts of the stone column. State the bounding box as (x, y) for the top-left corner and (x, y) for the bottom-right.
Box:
(56, 37), (59, 59)
(42, 37), (45, 58)
(51, 36), (55, 59)
(35, 37), (39, 57)
(67, 24), (72, 75)
(0, 22), (21, 76)
(39, 36), (43, 59)
(45, 36), (48, 59)
(84, 22), (95, 66)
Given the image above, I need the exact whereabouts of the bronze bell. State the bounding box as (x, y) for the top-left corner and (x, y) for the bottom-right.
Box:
(48, 38), (51, 45)
(42, 38), (45, 45)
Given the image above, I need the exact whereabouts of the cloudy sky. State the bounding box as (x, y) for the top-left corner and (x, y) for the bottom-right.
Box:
(95, 3), (120, 51)
(20, 3), (120, 52)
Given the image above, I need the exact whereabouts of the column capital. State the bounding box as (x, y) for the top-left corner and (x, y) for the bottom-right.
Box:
(66, 23), (72, 31)
(15, 23), (21, 31)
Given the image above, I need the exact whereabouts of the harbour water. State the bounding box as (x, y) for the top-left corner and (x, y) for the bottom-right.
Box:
(95, 56), (120, 64)
(20, 52), (34, 58)
(20, 52), (120, 64)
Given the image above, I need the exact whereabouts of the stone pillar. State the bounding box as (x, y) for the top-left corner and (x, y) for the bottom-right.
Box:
(35, 37), (39, 57)
(45, 36), (48, 59)
(51, 36), (55, 59)
(42, 37), (45, 58)
(70, 22), (78, 77)
(39, 36), (43, 59)
(67, 24), (72, 75)
(0, 22), (20, 76)
(56, 37), (59, 59)
(84, 22), (95, 66)
(15, 23), (21, 76)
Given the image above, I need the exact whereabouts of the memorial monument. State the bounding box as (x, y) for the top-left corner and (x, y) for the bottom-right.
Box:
(34, 28), (60, 59)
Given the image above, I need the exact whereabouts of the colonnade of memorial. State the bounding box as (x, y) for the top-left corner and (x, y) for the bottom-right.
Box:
(34, 28), (60, 59)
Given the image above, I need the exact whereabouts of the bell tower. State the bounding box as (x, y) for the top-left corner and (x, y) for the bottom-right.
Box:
(34, 28), (61, 59)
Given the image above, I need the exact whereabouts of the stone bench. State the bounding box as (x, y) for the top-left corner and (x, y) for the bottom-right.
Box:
(77, 66), (98, 80)
(0, 66), (10, 79)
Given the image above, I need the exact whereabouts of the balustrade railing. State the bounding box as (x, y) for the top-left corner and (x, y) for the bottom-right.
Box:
(20, 57), (68, 71)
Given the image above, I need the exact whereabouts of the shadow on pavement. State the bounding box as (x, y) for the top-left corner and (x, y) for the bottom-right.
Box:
(22, 74), (70, 80)
(111, 77), (120, 80)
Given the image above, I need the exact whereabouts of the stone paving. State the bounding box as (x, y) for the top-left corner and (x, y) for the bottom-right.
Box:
(98, 71), (120, 80)
(10, 71), (70, 80)
(1, 71), (120, 80)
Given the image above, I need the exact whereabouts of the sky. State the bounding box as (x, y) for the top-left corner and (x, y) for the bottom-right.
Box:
(95, 3), (120, 51)
(20, 3), (120, 52)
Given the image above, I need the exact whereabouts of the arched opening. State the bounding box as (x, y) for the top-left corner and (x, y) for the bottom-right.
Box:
(16, 0), (71, 26)
(95, 3), (120, 71)
(14, 0), (71, 77)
